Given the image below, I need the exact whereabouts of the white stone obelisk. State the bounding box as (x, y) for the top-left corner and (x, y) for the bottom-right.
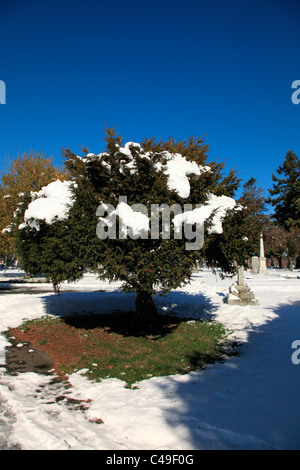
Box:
(258, 232), (267, 274)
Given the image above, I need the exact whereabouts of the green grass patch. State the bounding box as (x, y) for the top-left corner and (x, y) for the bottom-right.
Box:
(15, 313), (228, 388)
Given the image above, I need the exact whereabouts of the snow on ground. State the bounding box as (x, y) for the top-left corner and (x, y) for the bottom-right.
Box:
(0, 268), (300, 450)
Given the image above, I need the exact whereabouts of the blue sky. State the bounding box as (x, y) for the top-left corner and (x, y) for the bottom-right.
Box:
(0, 0), (299, 199)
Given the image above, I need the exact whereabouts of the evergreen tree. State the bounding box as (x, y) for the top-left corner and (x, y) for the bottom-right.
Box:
(267, 150), (300, 228)
(266, 150), (300, 267)
(203, 178), (266, 271)
(238, 177), (266, 256)
(16, 129), (258, 333)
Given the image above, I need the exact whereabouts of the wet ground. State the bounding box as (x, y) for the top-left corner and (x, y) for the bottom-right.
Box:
(4, 335), (54, 375)
(0, 333), (90, 450)
(0, 336), (97, 450)
(0, 334), (56, 450)
(0, 275), (58, 449)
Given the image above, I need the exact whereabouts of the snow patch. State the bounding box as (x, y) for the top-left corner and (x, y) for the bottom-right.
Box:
(112, 201), (149, 236)
(173, 193), (236, 234)
(0, 270), (300, 449)
(19, 180), (73, 230)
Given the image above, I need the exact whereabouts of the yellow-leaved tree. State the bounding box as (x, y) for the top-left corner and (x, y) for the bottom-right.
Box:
(0, 150), (68, 266)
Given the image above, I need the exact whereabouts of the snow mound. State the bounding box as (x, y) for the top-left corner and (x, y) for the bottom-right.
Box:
(173, 193), (237, 234)
(19, 180), (73, 230)
(112, 201), (149, 237)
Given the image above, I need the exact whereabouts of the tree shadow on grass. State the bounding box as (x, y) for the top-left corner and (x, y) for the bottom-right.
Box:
(40, 288), (217, 338)
(63, 310), (185, 338)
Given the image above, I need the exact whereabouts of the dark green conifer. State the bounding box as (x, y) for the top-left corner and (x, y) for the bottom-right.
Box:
(15, 128), (261, 333)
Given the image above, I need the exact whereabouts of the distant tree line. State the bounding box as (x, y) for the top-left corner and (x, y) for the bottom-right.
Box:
(0, 135), (299, 282)
(265, 150), (300, 270)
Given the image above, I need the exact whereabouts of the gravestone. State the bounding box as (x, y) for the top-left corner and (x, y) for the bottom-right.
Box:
(237, 266), (244, 285)
(251, 256), (259, 274)
(224, 266), (259, 306)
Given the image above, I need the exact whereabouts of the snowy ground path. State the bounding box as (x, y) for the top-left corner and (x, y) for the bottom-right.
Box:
(0, 268), (299, 450)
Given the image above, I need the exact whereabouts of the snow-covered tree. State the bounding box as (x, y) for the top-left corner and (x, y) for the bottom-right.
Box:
(0, 151), (68, 264)
(15, 129), (258, 333)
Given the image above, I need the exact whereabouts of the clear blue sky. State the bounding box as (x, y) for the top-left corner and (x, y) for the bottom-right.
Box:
(0, 0), (299, 199)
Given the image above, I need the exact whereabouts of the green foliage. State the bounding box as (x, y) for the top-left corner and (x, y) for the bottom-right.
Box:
(61, 128), (244, 294)
(0, 150), (68, 262)
(266, 151), (300, 268)
(14, 213), (86, 287)
(267, 150), (300, 228)
(204, 177), (266, 270)
(15, 128), (263, 323)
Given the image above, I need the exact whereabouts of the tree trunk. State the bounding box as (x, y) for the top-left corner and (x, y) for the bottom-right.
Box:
(53, 282), (61, 295)
(296, 256), (300, 269)
(135, 290), (158, 335)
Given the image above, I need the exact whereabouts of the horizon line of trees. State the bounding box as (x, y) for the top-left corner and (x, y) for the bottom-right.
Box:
(0, 140), (299, 272)
(0, 130), (299, 333)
